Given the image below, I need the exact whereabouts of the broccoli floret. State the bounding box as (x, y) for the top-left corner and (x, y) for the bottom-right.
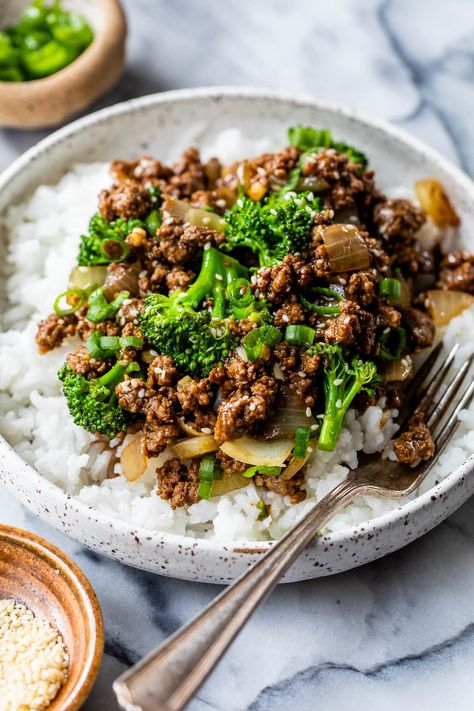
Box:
(288, 125), (368, 169)
(77, 213), (145, 266)
(310, 343), (380, 451)
(139, 247), (248, 375)
(58, 361), (138, 438)
(223, 191), (321, 268)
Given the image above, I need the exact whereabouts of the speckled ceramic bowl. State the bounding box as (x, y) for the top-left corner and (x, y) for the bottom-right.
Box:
(1, 88), (474, 583)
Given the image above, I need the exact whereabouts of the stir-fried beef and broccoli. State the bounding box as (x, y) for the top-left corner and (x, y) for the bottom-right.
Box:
(36, 126), (473, 509)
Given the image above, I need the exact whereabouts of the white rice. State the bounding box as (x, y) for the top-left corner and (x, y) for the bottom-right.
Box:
(1, 133), (474, 543)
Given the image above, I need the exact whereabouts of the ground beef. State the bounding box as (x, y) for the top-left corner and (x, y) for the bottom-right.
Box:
(344, 271), (377, 306)
(215, 451), (247, 476)
(437, 250), (474, 293)
(253, 254), (313, 303)
(115, 378), (155, 414)
(65, 346), (109, 378)
(103, 263), (142, 298)
(376, 304), (402, 329)
(156, 219), (224, 266)
(36, 313), (76, 353)
(214, 375), (278, 443)
(176, 377), (213, 413)
(111, 156), (173, 184)
(273, 302), (306, 328)
(144, 422), (180, 455)
(75, 310), (121, 342)
(166, 268), (195, 292)
(373, 198), (425, 242)
(137, 262), (168, 297)
(309, 242), (332, 278)
(401, 308), (435, 350)
(390, 242), (434, 276)
(392, 412), (435, 464)
(324, 300), (377, 355)
(147, 355), (177, 388)
(163, 148), (216, 199)
(116, 298), (144, 326)
(156, 458), (200, 508)
(254, 471), (307, 504)
(273, 342), (320, 405)
(99, 181), (152, 221)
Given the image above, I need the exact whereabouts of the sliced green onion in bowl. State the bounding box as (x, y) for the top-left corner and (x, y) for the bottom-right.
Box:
(242, 325), (282, 361)
(379, 327), (407, 361)
(294, 426), (311, 458)
(198, 455), (223, 499)
(284, 325), (315, 348)
(378, 278), (401, 300)
(242, 465), (282, 478)
(300, 286), (342, 316)
(53, 288), (86, 316)
(145, 209), (162, 236)
(120, 336), (144, 350)
(99, 238), (129, 263)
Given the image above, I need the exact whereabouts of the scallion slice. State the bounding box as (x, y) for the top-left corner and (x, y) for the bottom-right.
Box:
(294, 426), (311, 458)
(300, 286), (342, 316)
(379, 327), (407, 361)
(145, 209), (162, 236)
(284, 325), (316, 348)
(226, 278), (254, 308)
(379, 278), (401, 300)
(99, 238), (129, 263)
(86, 332), (120, 359)
(242, 325), (282, 361)
(242, 465), (282, 478)
(53, 288), (86, 316)
(198, 455), (223, 499)
(120, 336), (144, 350)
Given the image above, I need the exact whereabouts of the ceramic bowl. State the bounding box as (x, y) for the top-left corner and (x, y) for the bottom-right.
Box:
(0, 525), (104, 710)
(0, 88), (474, 584)
(0, 0), (126, 129)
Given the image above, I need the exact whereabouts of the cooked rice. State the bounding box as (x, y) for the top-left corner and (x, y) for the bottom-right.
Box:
(1, 134), (473, 543)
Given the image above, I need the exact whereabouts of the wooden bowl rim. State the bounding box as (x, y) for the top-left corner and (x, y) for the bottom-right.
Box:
(0, 524), (104, 711)
(0, 0), (125, 95)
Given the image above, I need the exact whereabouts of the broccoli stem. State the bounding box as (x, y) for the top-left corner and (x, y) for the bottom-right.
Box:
(97, 362), (132, 393)
(318, 377), (364, 451)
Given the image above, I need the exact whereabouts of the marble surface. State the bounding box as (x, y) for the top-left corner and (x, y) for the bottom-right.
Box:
(1, 0), (474, 708)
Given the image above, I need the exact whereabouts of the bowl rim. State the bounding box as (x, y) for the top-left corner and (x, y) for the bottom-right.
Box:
(0, 523), (104, 710)
(1, 85), (474, 555)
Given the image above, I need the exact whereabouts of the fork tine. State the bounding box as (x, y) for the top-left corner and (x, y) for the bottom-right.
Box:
(398, 341), (445, 429)
(434, 377), (474, 455)
(425, 352), (474, 431)
(406, 342), (460, 424)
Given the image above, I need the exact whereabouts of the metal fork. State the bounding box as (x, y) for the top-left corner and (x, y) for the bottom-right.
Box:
(113, 341), (474, 711)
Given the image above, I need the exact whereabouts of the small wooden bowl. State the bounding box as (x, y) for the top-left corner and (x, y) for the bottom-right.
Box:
(0, 525), (104, 711)
(0, 0), (126, 129)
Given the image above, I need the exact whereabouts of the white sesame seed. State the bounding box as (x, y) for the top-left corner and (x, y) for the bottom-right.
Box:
(216, 199), (226, 208)
(305, 407), (312, 417)
(249, 403), (256, 411)
(317, 414), (325, 419)
(333, 378), (343, 386)
(201, 427), (212, 434)
(138, 388), (145, 398)
(335, 399), (343, 409)
(215, 273), (223, 281)
(310, 423), (318, 431)
(204, 242), (211, 250)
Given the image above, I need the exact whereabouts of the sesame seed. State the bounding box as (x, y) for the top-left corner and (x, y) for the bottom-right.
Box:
(215, 273), (223, 281)
(204, 242), (211, 250)
(216, 199), (226, 208)
(138, 389), (145, 398)
(201, 427), (212, 434)
(281, 314), (289, 323)
(202, 216), (211, 225)
(310, 423), (318, 431)
(305, 407), (312, 417)
(249, 403), (256, 411)
(335, 398), (342, 409)
(333, 378), (343, 386)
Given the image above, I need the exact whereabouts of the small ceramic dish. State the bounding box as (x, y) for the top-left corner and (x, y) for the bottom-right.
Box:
(0, 88), (474, 584)
(0, 0), (126, 129)
(0, 524), (104, 710)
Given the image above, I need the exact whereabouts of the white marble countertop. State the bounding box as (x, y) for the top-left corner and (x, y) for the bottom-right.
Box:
(1, 1), (474, 709)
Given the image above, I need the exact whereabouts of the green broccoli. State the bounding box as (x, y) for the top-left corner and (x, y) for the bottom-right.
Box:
(288, 125), (368, 169)
(310, 343), (380, 451)
(223, 191), (321, 268)
(58, 360), (139, 438)
(77, 213), (146, 266)
(139, 247), (248, 375)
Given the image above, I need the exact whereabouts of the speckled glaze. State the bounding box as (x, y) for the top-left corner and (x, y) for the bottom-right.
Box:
(0, 525), (103, 710)
(1, 88), (474, 584)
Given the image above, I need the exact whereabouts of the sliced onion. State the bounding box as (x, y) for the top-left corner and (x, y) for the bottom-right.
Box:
(103, 263), (141, 299)
(177, 375), (192, 390)
(383, 355), (413, 382)
(211, 473), (248, 496)
(141, 349), (158, 365)
(220, 436), (294, 467)
(391, 275), (412, 308)
(280, 439), (316, 481)
(68, 265), (107, 291)
(121, 432), (148, 481)
(163, 196), (227, 233)
(262, 394), (316, 439)
(172, 434), (218, 460)
(178, 418), (208, 438)
(415, 179), (460, 227)
(321, 223), (370, 272)
(427, 289), (474, 327)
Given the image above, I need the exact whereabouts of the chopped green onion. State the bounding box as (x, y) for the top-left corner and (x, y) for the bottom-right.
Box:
(145, 209), (162, 236)
(300, 286), (342, 316)
(379, 278), (401, 300)
(198, 455), (223, 499)
(242, 325), (282, 361)
(294, 426), (311, 458)
(120, 336), (144, 350)
(257, 499), (269, 521)
(53, 288), (86, 316)
(379, 327), (407, 361)
(86, 332), (120, 360)
(226, 278), (254, 307)
(284, 325), (316, 348)
(99, 238), (129, 263)
(242, 465), (282, 478)
(86, 288), (129, 323)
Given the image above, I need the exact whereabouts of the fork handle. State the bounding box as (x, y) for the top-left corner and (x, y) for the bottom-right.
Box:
(114, 477), (362, 711)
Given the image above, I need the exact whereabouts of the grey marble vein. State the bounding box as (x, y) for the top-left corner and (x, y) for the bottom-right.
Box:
(1, 1), (474, 709)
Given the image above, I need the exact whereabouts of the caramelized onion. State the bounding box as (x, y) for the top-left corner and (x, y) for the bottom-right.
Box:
(211, 473), (248, 496)
(383, 356), (413, 382)
(415, 179), (460, 227)
(121, 432), (148, 482)
(262, 395), (316, 439)
(103, 263), (140, 299)
(321, 223), (370, 272)
(220, 436), (294, 467)
(178, 418), (208, 438)
(172, 434), (218, 459)
(427, 289), (474, 327)
(163, 196), (227, 233)
(280, 439), (316, 481)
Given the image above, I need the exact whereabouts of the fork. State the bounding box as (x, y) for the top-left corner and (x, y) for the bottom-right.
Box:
(113, 340), (474, 711)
